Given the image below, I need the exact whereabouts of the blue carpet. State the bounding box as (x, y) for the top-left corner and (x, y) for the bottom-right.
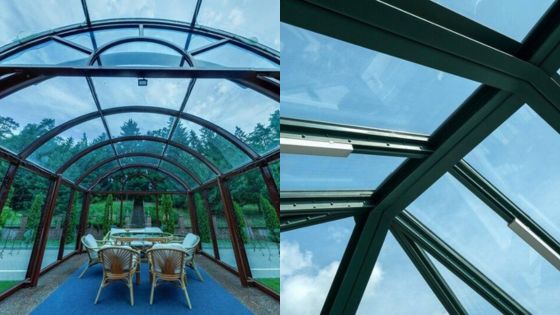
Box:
(31, 262), (252, 314)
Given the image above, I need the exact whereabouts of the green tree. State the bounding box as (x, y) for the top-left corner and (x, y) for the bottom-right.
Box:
(233, 201), (248, 242)
(0, 116), (19, 141)
(260, 196), (279, 245)
(0, 207), (16, 228)
(27, 194), (44, 232)
(160, 194), (175, 234)
(194, 194), (211, 243)
(103, 194), (113, 235)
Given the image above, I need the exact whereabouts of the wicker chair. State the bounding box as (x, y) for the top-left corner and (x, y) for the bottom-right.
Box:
(79, 234), (104, 278)
(182, 233), (204, 281)
(147, 245), (192, 309)
(95, 246), (140, 306)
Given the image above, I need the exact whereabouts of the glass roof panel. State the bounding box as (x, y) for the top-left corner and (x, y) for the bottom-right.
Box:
(0, 0), (85, 48)
(281, 23), (480, 134)
(64, 28), (140, 50)
(281, 217), (354, 314)
(0, 41), (89, 65)
(115, 140), (165, 156)
(28, 118), (107, 171)
(427, 252), (499, 315)
(0, 77), (97, 153)
(197, 0), (280, 50)
(144, 27), (216, 51)
(172, 119), (251, 172)
(81, 160), (120, 188)
(98, 41), (183, 66)
(119, 156), (160, 167)
(432, 0), (554, 41)
(106, 112), (175, 139)
(281, 154), (404, 190)
(164, 146), (215, 182)
(356, 232), (446, 314)
(63, 144), (115, 182)
(86, 0), (197, 23)
(408, 174), (560, 314)
(92, 77), (190, 110)
(194, 43), (278, 68)
(465, 105), (560, 242)
(185, 79), (279, 154)
(160, 160), (198, 188)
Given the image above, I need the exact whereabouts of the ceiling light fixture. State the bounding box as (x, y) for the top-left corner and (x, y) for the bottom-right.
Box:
(138, 77), (148, 86)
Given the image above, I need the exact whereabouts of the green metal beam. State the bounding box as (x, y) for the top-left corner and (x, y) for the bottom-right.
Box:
(281, 118), (431, 158)
(281, 190), (373, 218)
(281, 213), (353, 232)
(391, 227), (468, 315)
(395, 211), (529, 314)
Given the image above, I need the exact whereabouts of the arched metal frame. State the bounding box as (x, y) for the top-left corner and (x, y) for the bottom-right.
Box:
(75, 152), (203, 186)
(0, 9), (280, 302)
(89, 163), (190, 191)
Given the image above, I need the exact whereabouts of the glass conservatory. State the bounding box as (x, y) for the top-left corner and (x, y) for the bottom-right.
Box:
(280, 1), (560, 314)
(0, 1), (279, 313)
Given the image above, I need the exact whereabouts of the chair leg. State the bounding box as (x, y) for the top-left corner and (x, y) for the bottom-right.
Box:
(79, 264), (90, 278)
(192, 262), (204, 282)
(94, 279), (105, 304)
(181, 278), (192, 309)
(150, 276), (156, 305)
(129, 277), (134, 306)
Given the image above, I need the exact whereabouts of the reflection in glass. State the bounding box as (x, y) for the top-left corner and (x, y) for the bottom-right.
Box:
(0, 41), (88, 65)
(63, 145), (115, 182)
(281, 23), (479, 134)
(194, 43), (278, 68)
(408, 174), (560, 314)
(86, 0), (197, 23)
(98, 41), (184, 66)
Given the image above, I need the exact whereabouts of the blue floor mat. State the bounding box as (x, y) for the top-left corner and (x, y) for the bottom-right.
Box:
(31, 262), (252, 314)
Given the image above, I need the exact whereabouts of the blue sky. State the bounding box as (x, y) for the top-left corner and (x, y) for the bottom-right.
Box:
(280, 0), (559, 313)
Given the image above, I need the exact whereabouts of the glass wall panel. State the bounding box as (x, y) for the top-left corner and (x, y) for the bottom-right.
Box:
(116, 140), (165, 156)
(159, 161), (198, 188)
(42, 185), (71, 269)
(98, 41), (184, 66)
(0, 77), (97, 154)
(0, 41), (89, 65)
(165, 146), (216, 182)
(433, 0), (553, 41)
(185, 79), (279, 154)
(356, 232), (445, 314)
(281, 23), (479, 134)
(92, 77), (190, 110)
(107, 113), (175, 140)
(28, 118), (107, 171)
(193, 192), (215, 257)
(194, 43), (279, 68)
(0, 0), (85, 47)
(63, 191), (83, 258)
(64, 28), (139, 49)
(269, 161), (279, 188)
(207, 186), (237, 269)
(172, 119), (251, 172)
(198, 0), (280, 50)
(80, 160), (120, 188)
(281, 154), (403, 190)
(466, 105), (560, 242)
(119, 157), (160, 167)
(86, 0), (197, 23)
(0, 167), (49, 293)
(172, 195), (192, 235)
(86, 194), (131, 238)
(427, 252), (498, 315)
(281, 218), (354, 314)
(229, 169), (279, 293)
(408, 174), (560, 314)
(63, 145), (115, 182)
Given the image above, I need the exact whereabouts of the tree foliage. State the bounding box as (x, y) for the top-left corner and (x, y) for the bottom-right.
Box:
(160, 194), (175, 234)
(102, 194), (113, 235)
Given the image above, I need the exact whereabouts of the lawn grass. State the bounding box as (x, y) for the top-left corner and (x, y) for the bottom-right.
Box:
(256, 278), (280, 294)
(0, 280), (20, 294)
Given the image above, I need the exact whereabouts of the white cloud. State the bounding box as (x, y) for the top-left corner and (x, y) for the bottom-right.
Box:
(280, 241), (312, 277)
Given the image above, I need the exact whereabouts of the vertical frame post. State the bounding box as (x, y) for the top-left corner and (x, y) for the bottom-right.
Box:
(202, 190), (221, 260)
(217, 177), (251, 287)
(57, 189), (76, 260)
(76, 192), (91, 251)
(0, 163), (19, 216)
(260, 164), (279, 216)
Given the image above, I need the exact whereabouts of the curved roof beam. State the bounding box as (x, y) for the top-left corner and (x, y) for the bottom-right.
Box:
(87, 36), (194, 66)
(89, 163), (189, 191)
(75, 152), (203, 186)
(19, 106), (260, 161)
(57, 135), (222, 175)
(0, 20), (279, 100)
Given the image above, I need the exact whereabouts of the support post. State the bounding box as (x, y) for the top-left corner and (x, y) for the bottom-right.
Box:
(0, 163), (19, 216)
(58, 189), (76, 260)
(187, 193), (200, 236)
(155, 193), (160, 226)
(260, 165), (279, 216)
(76, 192), (91, 251)
(217, 177), (251, 286)
(202, 190), (220, 260)
(28, 176), (62, 286)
